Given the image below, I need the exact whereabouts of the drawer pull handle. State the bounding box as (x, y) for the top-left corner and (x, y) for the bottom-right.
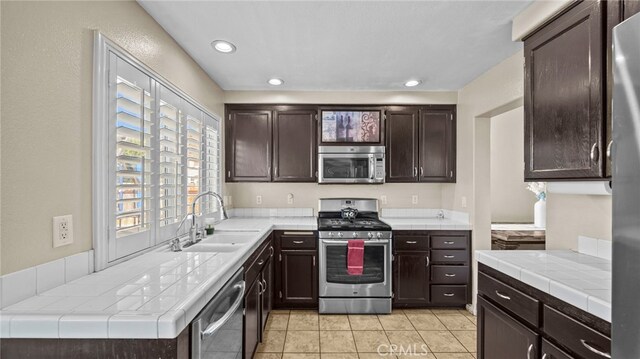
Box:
(283, 231), (314, 236)
(257, 260), (265, 266)
(293, 240), (304, 244)
(527, 344), (534, 359)
(542, 354), (549, 359)
(443, 293), (455, 297)
(444, 273), (456, 277)
(495, 291), (511, 300)
(580, 339), (611, 358)
(444, 241), (455, 244)
(406, 241), (417, 244)
(444, 255), (455, 259)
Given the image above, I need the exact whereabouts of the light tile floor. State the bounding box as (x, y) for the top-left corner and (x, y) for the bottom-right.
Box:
(254, 308), (477, 359)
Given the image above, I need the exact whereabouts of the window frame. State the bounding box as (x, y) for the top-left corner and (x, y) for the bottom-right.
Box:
(92, 32), (221, 271)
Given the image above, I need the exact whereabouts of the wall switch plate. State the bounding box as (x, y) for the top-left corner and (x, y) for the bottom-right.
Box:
(380, 195), (387, 205)
(53, 215), (73, 248)
(287, 193), (294, 205)
(411, 195), (418, 205)
(256, 195), (262, 205)
(461, 196), (468, 208)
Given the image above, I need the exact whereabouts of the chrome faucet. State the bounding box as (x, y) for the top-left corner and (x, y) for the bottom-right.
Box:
(187, 191), (228, 246)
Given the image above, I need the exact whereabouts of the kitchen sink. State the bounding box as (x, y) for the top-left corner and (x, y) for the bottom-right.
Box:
(202, 232), (257, 245)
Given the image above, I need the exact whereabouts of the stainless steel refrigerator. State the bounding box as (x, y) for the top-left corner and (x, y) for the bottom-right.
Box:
(612, 11), (640, 359)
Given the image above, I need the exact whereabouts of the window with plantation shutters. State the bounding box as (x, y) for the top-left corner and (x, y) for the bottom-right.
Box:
(93, 33), (222, 269)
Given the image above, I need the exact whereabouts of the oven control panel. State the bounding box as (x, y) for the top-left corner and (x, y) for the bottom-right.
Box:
(319, 231), (392, 240)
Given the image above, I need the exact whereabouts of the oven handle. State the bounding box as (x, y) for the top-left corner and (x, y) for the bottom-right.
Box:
(201, 282), (245, 339)
(321, 239), (390, 245)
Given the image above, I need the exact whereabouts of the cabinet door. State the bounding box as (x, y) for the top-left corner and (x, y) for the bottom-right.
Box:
(624, 0), (640, 19)
(393, 251), (429, 306)
(418, 106), (456, 182)
(261, 255), (274, 332)
(244, 277), (261, 359)
(477, 296), (539, 359)
(226, 109), (272, 181)
(386, 106), (419, 182)
(273, 107), (317, 182)
(524, 1), (605, 180)
(276, 250), (318, 307)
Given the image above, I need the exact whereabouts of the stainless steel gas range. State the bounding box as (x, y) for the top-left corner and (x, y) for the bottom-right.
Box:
(317, 198), (392, 314)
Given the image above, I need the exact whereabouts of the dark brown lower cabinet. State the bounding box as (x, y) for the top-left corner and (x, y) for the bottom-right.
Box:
(477, 296), (539, 359)
(392, 231), (471, 308)
(244, 275), (262, 359)
(393, 251), (429, 306)
(274, 231), (318, 309)
(0, 331), (190, 359)
(478, 263), (611, 359)
(243, 236), (275, 359)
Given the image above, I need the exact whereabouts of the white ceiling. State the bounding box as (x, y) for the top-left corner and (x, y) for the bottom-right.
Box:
(138, 0), (532, 91)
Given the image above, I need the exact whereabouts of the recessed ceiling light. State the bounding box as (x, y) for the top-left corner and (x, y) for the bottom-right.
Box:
(211, 40), (236, 54)
(404, 80), (422, 87)
(268, 78), (284, 86)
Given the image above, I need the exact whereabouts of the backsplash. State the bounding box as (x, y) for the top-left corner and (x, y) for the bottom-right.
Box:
(0, 250), (94, 309)
(228, 208), (314, 218)
(381, 208), (470, 223)
(578, 236), (612, 260)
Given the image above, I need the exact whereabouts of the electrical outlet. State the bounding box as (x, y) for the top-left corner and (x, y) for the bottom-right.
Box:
(256, 195), (262, 205)
(411, 195), (418, 205)
(287, 193), (294, 205)
(53, 215), (73, 248)
(461, 196), (468, 208)
(380, 195), (387, 205)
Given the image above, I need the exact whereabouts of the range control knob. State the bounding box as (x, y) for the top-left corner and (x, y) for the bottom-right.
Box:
(337, 232), (344, 238)
(352, 232), (358, 238)
(328, 232), (334, 237)
(368, 232), (374, 239)
(376, 232), (383, 239)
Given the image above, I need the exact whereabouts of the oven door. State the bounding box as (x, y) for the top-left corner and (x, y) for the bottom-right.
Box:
(318, 153), (380, 184)
(319, 238), (392, 297)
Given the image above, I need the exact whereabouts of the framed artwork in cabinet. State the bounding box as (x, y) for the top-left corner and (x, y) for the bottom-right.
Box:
(320, 109), (381, 144)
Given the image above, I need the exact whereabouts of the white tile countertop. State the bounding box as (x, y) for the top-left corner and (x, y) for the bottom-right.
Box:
(380, 217), (472, 230)
(475, 250), (611, 322)
(0, 217), (315, 339)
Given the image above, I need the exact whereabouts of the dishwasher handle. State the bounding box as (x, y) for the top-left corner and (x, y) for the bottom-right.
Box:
(201, 281), (245, 339)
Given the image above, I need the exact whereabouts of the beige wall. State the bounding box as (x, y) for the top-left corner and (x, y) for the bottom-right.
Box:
(546, 194), (612, 248)
(0, 0), (224, 275)
(224, 90), (457, 210)
(490, 107), (535, 223)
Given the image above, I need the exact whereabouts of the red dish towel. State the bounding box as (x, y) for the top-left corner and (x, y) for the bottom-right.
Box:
(347, 240), (365, 275)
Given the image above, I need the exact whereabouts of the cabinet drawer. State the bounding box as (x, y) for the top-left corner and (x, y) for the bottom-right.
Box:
(431, 285), (468, 305)
(394, 236), (429, 250)
(246, 242), (272, 284)
(431, 235), (468, 249)
(431, 265), (469, 284)
(478, 272), (539, 327)
(543, 305), (611, 359)
(431, 249), (468, 264)
(542, 339), (574, 359)
(280, 232), (316, 249)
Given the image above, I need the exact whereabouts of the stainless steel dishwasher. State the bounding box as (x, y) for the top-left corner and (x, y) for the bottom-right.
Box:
(191, 268), (245, 359)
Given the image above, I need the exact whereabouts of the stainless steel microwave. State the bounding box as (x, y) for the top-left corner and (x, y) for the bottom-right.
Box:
(318, 146), (385, 184)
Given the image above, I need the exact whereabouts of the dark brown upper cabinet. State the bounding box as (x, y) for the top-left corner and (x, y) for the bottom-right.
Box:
(419, 106), (456, 182)
(524, 1), (606, 180)
(386, 105), (456, 183)
(226, 108), (272, 181)
(225, 105), (317, 183)
(273, 107), (317, 182)
(386, 106), (420, 182)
